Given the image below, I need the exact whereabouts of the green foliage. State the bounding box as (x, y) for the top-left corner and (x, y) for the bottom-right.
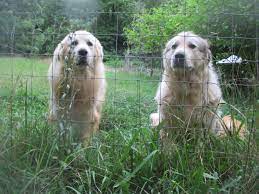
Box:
(0, 0), (89, 54)
(125, 0), (256, 58)
(92, 0), (138, 53)
(0, 0), (166, 54)
(125, 0), (257, 85)
(93, 0), (167, 53)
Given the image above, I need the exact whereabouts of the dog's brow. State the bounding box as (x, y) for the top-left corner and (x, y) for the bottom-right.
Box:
(170, 39), (178, 46)
(187, 38), (199, 47)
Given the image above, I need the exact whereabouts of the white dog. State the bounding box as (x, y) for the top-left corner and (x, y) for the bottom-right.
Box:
(150, 31), (224, 138)
(48, 30), (106, 141)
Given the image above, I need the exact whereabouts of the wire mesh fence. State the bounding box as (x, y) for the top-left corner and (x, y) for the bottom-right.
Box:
(0, 0), (258, 193)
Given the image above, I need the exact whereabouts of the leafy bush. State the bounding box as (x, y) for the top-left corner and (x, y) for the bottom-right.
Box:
(125, 0), (256, 58)
(125, 0), (257, 86)
(0, 0), (90, 55)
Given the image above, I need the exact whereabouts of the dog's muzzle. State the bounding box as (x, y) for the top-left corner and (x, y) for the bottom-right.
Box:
(77, 49), (88, 66)
(173, 53), (185, 68)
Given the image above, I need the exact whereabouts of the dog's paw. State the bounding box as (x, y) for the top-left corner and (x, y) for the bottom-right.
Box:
(159, 129), (169, 140)
(150, 113), (160, 127)
(222, 115), (247, 139)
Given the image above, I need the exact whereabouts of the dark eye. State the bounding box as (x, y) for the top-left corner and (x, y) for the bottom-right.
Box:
(71, 40), (78, 46)
(172, 44), (177, 49)
(87, 41), (93, 46)
(189, 43), (196, 49)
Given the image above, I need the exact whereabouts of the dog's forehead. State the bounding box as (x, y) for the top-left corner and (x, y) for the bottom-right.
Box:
(173, 34), (203, 46)
(75, 32), (95, 41)
(66, 31), (96, 43)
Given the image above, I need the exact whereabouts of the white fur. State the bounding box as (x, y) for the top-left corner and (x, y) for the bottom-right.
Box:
(48, 30), (106, 140)
(151, 32), (224, 135)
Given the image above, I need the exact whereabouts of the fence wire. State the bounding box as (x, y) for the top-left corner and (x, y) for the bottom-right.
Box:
(0, 0), (258, 193)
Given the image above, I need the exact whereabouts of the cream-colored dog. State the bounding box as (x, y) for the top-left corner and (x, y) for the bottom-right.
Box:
(48, 30), (106, 141)
(150, 31), (224, 137)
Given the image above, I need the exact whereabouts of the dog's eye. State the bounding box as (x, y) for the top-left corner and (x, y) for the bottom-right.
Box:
(71, 40), (78, 46)
(189, 43), (196, 49)
(171, 44), (177, 49)
(87, 41), (93, 46)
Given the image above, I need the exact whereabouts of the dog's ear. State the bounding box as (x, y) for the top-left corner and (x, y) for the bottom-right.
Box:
(67, 32), (75, 43)
(94, 39), (104, 64)
(162, 41), (172, 70)
(162, 48), (168, 70)
(53, 36), (70, 64)
(59, 42), (70, 60)
(207, 48), (212, 62)
(53, 44), (62, 64)
(204, 39), (212, 63)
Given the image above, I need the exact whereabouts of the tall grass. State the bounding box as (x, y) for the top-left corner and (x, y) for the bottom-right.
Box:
(0, 57), (257, 193)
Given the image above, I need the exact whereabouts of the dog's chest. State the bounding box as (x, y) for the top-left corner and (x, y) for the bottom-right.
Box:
(68, 79), (97, 120)
(59, 73), (98, 107)
(72, 78), (98, 101)
(169, 74), (209, 122)
(172, 78), (204, 106)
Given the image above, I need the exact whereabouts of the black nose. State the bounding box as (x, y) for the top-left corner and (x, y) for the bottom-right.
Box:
(174, 53), (185, 67)
(78, 49), (88, 56)
(175, 53), (185, 60)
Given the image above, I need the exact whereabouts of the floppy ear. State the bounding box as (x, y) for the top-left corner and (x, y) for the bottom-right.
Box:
(59, 33), (72, 60)
(204, 39), (212, 63)
(66, 32), (75, 43)
(52, 44), (62, 64)
(52, 37), (70, 68)
(58, 43), (70, 62)
(95, 40), (104, 64)
(207, 48), (212, 63)
(162, 41), (172, 70)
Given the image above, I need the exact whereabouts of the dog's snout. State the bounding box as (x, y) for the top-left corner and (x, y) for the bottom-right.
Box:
(77, 49), (88, 66)
(175, 53), (185, 60)
(78, 49), (88, 56)
(173, 52), (185, 67)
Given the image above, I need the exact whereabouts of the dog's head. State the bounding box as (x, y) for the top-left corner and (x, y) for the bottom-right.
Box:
(163, 31), (212, 71)
(57, 30), (103, 69)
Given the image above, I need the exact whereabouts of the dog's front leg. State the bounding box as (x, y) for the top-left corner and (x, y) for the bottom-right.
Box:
(48, 85), (58, 122)
(202, 109), (223, 135)
(150, 80), (171, 127)
(81, 108), (100, 144)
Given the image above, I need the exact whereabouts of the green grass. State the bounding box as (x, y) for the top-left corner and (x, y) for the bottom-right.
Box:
(0, 57), (258, 193)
